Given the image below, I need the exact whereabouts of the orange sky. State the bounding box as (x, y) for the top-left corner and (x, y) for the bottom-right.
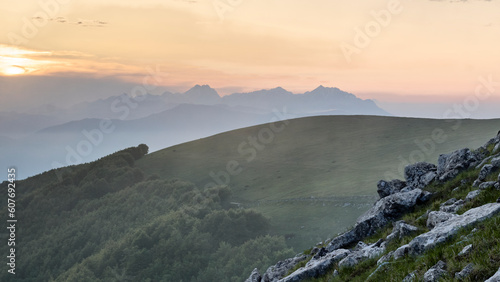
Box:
(1, 0), (500, 103)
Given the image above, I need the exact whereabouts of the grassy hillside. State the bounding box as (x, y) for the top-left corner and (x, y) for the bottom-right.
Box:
(0, 145), (294, 281)
(137, 116), (500, 250)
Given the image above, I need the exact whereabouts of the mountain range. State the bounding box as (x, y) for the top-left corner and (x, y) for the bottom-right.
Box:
(0, 85), (390, 179)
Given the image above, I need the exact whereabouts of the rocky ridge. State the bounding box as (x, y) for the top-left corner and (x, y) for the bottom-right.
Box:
(246, 130), (500, 282)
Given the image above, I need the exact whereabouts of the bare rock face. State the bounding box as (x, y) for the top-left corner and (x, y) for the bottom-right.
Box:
(426, 211), (457, 229)
(280, 249), (350, 282)
(377, 179), (407, 199)
(465, 190), (482, 202)
(478, 165), (498, 182)
(327, 189), (429, 252)
(424, 260), (448, 282)
(409, 203), (500, 256)
(455, 263), (474, 280)
(439, 198), (465, 213)
(437, 148), (479, 181)
(386, 220), (418, 242)
(485, 267), (500, 282)
(337, 240), (385, 269)
(259, 255), (309, 282)
(245, 268), (262, 282)
(405, 162), (437, 189)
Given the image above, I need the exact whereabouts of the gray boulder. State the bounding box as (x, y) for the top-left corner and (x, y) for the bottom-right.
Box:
(427, 211), (457, 229)
(405, 162), (437, 189)
(439, 199), (465, 213)
(479, 164), (498, 181)
(455, 263), (474, 280)
(377, 251), (394, 265)
(458, 244), (473, 256)
(245, 268), (262, 282)
(377, 179), (407, 198)
(327, 189), (429, 252)
(437, 148), (478, 181)
(479, 181), (497, 190)
(403, 271), (417, 282)
(337, 240), (385, 269)
(424, 260), (448, 282)
(279, 249), (350, 282)
(492, 157), (500, 167)
(393, 244), (410, 260)
(465, 190), (481, 202)
(261, 255), (309, 282)
(485, 266), (500, 282)
(386, 220), (418, 242)
(409, 203), (500, 256)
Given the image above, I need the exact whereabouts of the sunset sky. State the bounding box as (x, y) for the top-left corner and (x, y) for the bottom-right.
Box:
(1, 0), (499, 115)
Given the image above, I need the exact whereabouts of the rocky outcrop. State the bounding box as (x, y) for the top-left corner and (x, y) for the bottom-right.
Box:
(423, 260), (448, 282)
(455, 263), (474, 280)
(337, 240), (384, 269)
(245, 269), (262, 282)
(458, 244), (473, 256)
(326, 189), (429, 252)
(439, 198), (465, 213)
(280, 249), (349, 282)
(408, 203), (500, 256)
(465, 190), (481, 202)
(248, 131), (500, 282)
(437, 148), (479, 181)
(404, 162), (437, 189)
(257, 255), (308, 282)
(377, 179), (406, 199)
(426, 211), (457, 229)
(485, 267), (500, 282)
(386, 220), (418, 242)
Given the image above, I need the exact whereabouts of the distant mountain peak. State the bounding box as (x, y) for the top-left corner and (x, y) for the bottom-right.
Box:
(183, 84), (221, 104)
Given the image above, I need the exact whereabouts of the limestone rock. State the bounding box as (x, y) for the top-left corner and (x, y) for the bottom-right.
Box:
(403, 271), (417, 282)
(261, 255), (308, 282)
(393, 244), (410, 260)
(426, 211), (457, 229)
(409, 203), (500, 256)
(405, 162), (437, 189)
(280, 249), (350, 282)
(478, 164), (498, 182)
(465, 190), (481, 202)
(485, 266), (500, 282)
(386, 220), (418, 242)
(377, 251), (394, 265)
(439, 199), (465, 213)
(479, 181), (497, 190)
(377, 179), (407, 199)
(458, 244), (473, 256)
(245, 268), (262, 282)
(437, 148), (479, 181)
(455, 263), (474, 280)
(337, 240), (385, 269)
(327, 189), (429, 252)
(423, 260), (448, 282)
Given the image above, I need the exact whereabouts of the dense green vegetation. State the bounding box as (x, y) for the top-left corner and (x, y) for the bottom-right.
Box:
(297, 145), (500, 281)
(0, 145), (294, 281)
(137, 116), (500, 250)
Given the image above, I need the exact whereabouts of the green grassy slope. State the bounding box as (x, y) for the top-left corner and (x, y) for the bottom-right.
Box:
(137, 116), (500, 250)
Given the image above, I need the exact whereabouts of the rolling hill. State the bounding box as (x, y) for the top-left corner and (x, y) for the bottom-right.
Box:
(137, 115), (500, 250)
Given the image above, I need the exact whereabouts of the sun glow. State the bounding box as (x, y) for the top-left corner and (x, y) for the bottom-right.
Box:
(0, 45), (56, 76)
(2, 65), (26, 75)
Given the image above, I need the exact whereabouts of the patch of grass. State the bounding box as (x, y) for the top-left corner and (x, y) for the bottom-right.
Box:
(137, 116), (500, 251)
(315, 165), (500, 281)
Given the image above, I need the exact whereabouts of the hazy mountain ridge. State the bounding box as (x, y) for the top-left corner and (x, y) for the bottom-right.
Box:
(1, 85), (389, 179)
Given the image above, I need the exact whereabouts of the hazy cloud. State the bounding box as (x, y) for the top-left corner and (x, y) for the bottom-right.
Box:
(31, 16), (109, 27)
